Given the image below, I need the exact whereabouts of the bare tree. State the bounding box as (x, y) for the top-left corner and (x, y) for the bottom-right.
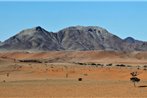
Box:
(130, 71), (140, 87)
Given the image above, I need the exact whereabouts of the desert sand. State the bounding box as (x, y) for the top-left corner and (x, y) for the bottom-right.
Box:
(0, 51), (147, 98)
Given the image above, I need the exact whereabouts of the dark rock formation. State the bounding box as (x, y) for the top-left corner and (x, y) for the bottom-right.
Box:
(0, 26), (147, 51)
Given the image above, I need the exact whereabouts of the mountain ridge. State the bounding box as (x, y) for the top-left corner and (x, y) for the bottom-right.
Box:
(0, 26), (147, 51)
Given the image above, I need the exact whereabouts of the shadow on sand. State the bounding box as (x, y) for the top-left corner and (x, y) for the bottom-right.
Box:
(138, 85), (147, 88)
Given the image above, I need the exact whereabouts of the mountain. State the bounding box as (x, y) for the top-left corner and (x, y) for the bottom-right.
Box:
(124, 37), (136, 43)
(57, 26), (123, 51)
(0, 26), (147, 51)
(123, 37), (147, 51)
(0, 26), (62, 51)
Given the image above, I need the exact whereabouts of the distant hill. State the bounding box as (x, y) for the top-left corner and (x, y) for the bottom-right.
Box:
(0, 26), (147, 51)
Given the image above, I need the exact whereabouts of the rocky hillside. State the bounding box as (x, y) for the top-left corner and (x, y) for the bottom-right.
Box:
(0, 26), (147, 51)
(0, 26), (62, 51)
(123, 37), (147, 51)
(57, 26), (123, 51)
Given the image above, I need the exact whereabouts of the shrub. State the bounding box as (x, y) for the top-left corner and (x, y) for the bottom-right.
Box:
(143, 65), (147, 70)
(116, 64), (126, 67)
(106, 63), (112, 66)
(91, 63), (96, 65)
(78, 78), (82, 81)
(19, 59), (42, 63)
(83, 74), (88, 76)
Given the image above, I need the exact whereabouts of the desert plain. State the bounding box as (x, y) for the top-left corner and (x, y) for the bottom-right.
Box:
(0, 51), (147, 98)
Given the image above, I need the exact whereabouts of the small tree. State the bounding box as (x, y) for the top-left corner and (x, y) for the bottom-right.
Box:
(130, 71), (140, 87)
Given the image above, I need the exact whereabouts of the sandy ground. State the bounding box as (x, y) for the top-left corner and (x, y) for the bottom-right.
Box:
(1, 79), (147, 98)
(0, 51), (147, 97)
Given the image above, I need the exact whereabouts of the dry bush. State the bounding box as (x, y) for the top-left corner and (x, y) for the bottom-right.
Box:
(78, 78), (82, 81)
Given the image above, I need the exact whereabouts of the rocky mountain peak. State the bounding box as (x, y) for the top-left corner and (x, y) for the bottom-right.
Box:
(58, 26), (112, 39)
(60, 26), (106, 32)
(0, 26), (147, 51)
(35, 26), (43, 31)
(124, 37), (135, 43)
(14, 26), (49, 38)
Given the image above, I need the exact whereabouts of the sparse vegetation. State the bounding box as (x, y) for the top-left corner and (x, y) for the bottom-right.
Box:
(83, 73), (88, 76)
(78, 78), (82, 81)
(91, 63), (97, 65)
(96, 64), (104, 67)
(116, 64), (126, 67)
(127, 65), (132, 67)
(19, 59), (42, 63)
(137, 66), (140, 70)
(130, 71), (140, 87)
(3, 80), (6, 83)
(143, 65), (147, 70)
(75, 62), (104, 67)
(76, 62), (87, 65)
(6, 73), (9, 77)
(106, 63), (113, 66)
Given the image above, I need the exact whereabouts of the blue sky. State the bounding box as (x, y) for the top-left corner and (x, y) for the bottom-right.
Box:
(0, 1), (147, 41)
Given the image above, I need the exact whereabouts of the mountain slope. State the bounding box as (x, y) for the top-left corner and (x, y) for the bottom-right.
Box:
(0, 26), (62, 51)
(0, 26), (147, 51)
(123, 37), (147, 51)
(57, 26), (124, 51)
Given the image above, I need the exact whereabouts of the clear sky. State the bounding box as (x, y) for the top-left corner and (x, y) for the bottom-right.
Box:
(0, 1), (147, 41)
